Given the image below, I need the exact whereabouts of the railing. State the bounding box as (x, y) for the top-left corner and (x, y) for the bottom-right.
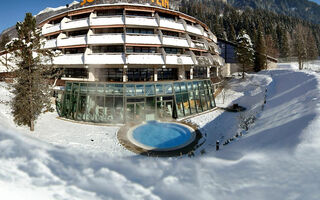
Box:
(42, 24), (60, 35)
(61, 18), (89, 30)
(43, 39), (57, 49)
(57, 35), (87, 47)
(162, 36), (189, 48)
(53, 54), (84, 65)
(126, 53), (164, 64)
(166, 54), (194, 65)
(85, 53), (125, 65)
(126, 34), (161, 45)
(125, 16), (158, 27)
(90, 15), (124, 26)
(159, 18), (184, 31)
(87, 33), (125, 45)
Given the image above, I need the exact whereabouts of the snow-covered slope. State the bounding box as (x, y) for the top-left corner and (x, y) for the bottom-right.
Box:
(0, 63), (320, 199)
(36, 1), (79, 16)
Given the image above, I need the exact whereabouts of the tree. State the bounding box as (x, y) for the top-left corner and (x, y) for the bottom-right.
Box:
(6, 13), (57, 131)
(306, 30), (319, 60)
(265, 34), (279, 58)
(293, 24), (308, 70)
(0, 33), (10, 51)
(254, 22), (267, 72)
(236, 30), (255, 79)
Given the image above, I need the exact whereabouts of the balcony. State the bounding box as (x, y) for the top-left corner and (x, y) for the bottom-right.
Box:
(42, 24), (60, 35)
(159, 19), (185, 31)
(186, 24), (203, 36)
(85, 53), (125, 65)
(43, 39), (57, 49)
(162, 36), (189, 48)
(125, 16), (158, 27)
(126, 34), (161, 45)
(126, 53), (164, 65)
(53, 54), (84, 65)
(87, 33), (124, 45)
(61, 18), (89, 31)
(191, 40), (207, 50)
(57, 35), (87, 47)
(166, 54), (194, 65)
(90, 16), (124, 27)
(196, 56), (212, 66)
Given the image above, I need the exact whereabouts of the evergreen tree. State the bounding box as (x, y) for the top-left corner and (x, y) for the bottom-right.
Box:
(306, 30), (319, 60)
(236, 30), (255, 79)
(254, 23), (267, 72)
(6, 13), (57, 131)
(0, 33), (10, 51)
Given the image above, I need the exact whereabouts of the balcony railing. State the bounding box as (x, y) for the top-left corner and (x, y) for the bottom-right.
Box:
(126, 34), (161, 45)
(191, 40), (207, 50)
(87, 33), (125, 45)
(61, 18), (89, 30)
(125, 16), (158, 27)
(159, 18), (184, 31)
(166, 54), (194, 65)
(53, 54), (84, 65)
(57, 35), (87, 47)
(126, 53), (164, 65)
(90, 15), (124, 27)
(162, 36), (189, 48)
(43, 39), (57, 49)
(186, 24), (203, 36)
(42, 24), (60, 35)
(85, 53), (125, 65)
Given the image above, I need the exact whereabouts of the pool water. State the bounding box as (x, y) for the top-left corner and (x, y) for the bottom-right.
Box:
(131, 121), (194, 150)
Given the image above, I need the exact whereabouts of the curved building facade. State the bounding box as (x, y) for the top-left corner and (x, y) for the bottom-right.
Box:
(39, 0), (223, 123)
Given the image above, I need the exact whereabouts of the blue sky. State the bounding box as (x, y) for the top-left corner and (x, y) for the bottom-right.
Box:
(0, 0), (320, 33)
(0, 0), (77, 33)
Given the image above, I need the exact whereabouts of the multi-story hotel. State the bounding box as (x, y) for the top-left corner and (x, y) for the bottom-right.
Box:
(1, 0), (224, 124)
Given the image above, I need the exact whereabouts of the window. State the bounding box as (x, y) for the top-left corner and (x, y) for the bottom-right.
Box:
(193, 67), (207, 79)
(68, 30), (88, 37)
(94, 28), (123, 34)
(158, 12), (175, 20)
(162, 30), (179, 37)
(63, 68), (88, 78)
(65, 48), (86, 54)
(97, 9), (123, 16)
(126, 46), (156, 53)
(96, 68), (123, 82)
(126, 10), (152, 17)
(127, 68), (154, 82)
(92, 45), (124, 53)
(164, 47), (182, 54)
(157, 68), (178, 81)
(71, 13), (90, 20)
(126, 28), (154, 34)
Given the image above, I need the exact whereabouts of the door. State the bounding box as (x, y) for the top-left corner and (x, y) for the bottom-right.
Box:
(126, 103), (145, 122)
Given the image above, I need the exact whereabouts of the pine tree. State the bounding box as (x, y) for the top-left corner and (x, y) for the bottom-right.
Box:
(6, 13), (57, 131)
(0, 33), (10, 51)
(306, 30), (319, 60)
(236, 30), (255, 79)
(254, 22), (267, 72)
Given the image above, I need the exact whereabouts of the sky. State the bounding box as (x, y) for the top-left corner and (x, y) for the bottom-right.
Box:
(0, 0), (320, 33)
(0, 0), (78, 33)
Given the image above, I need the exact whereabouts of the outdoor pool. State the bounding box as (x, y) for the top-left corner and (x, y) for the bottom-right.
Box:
(127, 121), (196, 151)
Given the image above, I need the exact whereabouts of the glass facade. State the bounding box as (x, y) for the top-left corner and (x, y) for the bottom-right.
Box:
(58, 79), (216, 124)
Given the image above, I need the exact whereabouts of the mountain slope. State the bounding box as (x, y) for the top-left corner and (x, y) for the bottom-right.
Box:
(227, 0), (320, 24)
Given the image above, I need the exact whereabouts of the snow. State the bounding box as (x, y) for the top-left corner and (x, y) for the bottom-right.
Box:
(0, 62), (320, 199)
(36, 1), (80, 16)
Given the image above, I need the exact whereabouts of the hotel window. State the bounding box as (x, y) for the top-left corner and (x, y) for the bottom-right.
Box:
(164, 47), (182, 54)
(63, 68), (88, 79)
(158, 12), (175, 20)
(193, 67), (207, 79)
(94, 28), (123, 34)
(68, 29), (88, 37)
(162, 30), (179, 37)
(126, 46), (156, 53)
(71, 13), (90, 20)
(65, 48), (86, 54)
(126, 28), (154, 34)
(50, 18), (63, 25)
(96, 68), (123, 82)
(96, 9), (123, 16)
(126, 10), (152, 17)
(127, 68), (154, 82)
(92, 45), (124, 53)
(157, 68), (178, 81)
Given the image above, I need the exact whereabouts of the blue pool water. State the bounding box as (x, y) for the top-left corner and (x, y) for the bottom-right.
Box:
(132, 121), (193, 150)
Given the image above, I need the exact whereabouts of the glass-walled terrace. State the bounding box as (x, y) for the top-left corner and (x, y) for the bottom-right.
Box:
(58, 79), (216, 124)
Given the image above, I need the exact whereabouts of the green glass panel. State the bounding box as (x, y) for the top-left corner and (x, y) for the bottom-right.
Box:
(164, 84), (173, 94)
(156, 84), (164, 95)
(174, 83), (181, 93)
(66, 83), (72, 92)
(80, 83), (87, 93)
(180, 82), (187, 93)
(126, 85), (135, 96)
(114, 84), (123, 95)
(97, 84), (105, 94)
(136, 85), (145, 96)
(146, 84), (155, 96)
(187, 82), (193, 91)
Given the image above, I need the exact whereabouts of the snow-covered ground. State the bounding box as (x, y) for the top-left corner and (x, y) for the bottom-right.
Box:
(0, 62), (320, 199)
